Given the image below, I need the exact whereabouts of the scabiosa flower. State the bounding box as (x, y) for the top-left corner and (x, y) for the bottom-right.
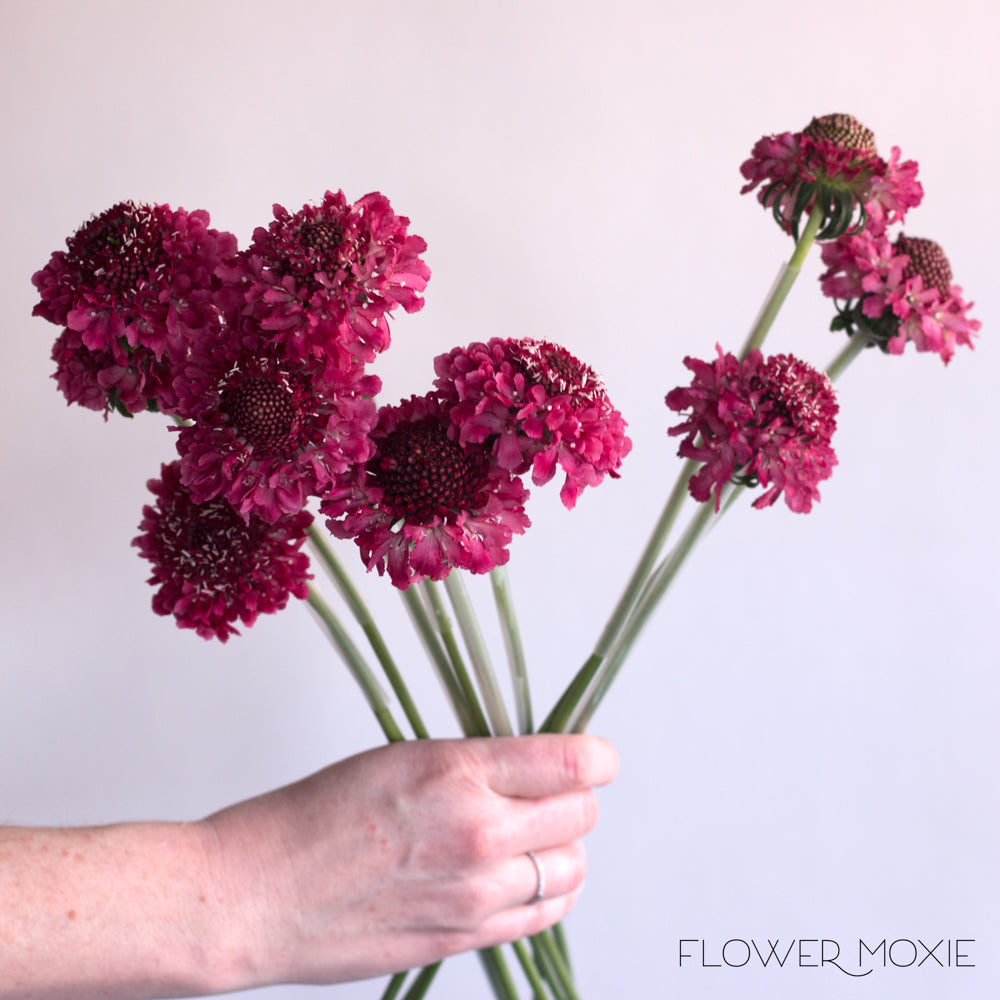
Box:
(320, 393), (530, 589)
(32, 201), (236, 360)
(133, 461), (312, 642)
(820, 230), (980, 363)
(433, 338), (631, 509)
(740, 114), (922, 239)
(50, 327), (176, 417)
(222, 190), (430, 377)
(172, 315), (378, 524)
(666, 347), (838, 513)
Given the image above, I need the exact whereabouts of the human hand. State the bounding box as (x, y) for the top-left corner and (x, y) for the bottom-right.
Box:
(200, 734), (618, 990)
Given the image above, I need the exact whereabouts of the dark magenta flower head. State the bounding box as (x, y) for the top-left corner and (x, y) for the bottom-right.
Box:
(740, 114), (922, 240)
(221, 190), (430, 379)
(666, 347), (838, 513)
(171, 313), (379, 524)
(320, 393), (530, 589)
(133, 461), (313, 642)
(433, 337), (631, 509)
(33, 201), (236, 415)
(820, 230), (980, 364)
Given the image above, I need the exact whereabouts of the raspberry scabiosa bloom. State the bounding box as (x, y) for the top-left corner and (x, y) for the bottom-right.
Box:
(32, 201), (236, 413)
(173, 315), (378, 524)
(133, 461), (312, 642)
(740, 114), (922, 239)
(820, 230), (980, 363)
(321, 393), (530, 589)
(50, 327), (177, 417)
(223, 190), (430, 377)
(666, 347), (838, 513)
(434, 338), (631, 509)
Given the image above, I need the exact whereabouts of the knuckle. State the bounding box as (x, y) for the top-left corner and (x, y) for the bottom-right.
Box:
(450, 817), (499, 865)
(450, 874), (496, 929)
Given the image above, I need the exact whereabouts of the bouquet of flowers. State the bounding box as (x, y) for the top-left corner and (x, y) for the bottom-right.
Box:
(30, 112), (979, 999)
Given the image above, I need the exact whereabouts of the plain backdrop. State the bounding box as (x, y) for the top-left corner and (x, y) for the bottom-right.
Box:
(1, 2), (997, 999)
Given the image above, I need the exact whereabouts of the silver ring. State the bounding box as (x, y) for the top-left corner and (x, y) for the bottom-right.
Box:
(526, 850), (545, 905)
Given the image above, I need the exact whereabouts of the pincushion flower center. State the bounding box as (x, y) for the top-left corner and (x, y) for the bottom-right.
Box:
(221, 376), (296, 449)
(66, 201), (163, 294)
(372, 416), (489, 522)
(896, 235), (952, 296)
(753, 355), (837, 440)
(162, 499), (250, 582)
(515, 342), (604, 402)
(296, 220), (345, 271)
(802, 113), (876, 154)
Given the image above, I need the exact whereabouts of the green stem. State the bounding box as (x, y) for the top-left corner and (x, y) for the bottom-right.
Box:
(570, 497), (722, 732)
(478, 947), (522, 1000)
(825, 327), (870, 382)
(511, 938), (551, 1000)
(420, 581), (493, 737)
(739, 197), (826, 359)
(552, 922), (572, 971)
(490, 567), (533, 734)
(443, 573), (513, 736)
(304, 585), (405, 743)
(532, 929), (579, 1000)
(541, 457), (699, 733)
(400, 963), (442, 1000)
(380, 971), (409, 1000)
(308, 529), (429, 739)
(399, 588), (478, 736)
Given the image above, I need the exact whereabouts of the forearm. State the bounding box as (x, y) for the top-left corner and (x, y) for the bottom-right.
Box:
(0, 821), (231, 1000)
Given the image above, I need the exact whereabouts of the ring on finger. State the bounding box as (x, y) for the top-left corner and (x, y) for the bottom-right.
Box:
(525, 850), (545, 905)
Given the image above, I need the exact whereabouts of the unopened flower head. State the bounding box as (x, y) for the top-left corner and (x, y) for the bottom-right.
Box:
(820, 230), (980, 363)
(320, 393), (530, 589)
(740, 114), (922, 240)
(434, 337), (631, 509)
(666, 347), (838, 513)
(172, 315), (378, 524)
(133, 461), (312, 642)
(32, 201), (236, 414)
(222, 190), (430, 378)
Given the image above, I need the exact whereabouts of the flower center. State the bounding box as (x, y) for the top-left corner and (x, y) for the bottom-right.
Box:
(753, 354), (838, 441)
(296, 220), (345, 268)
(220, 376), (296, 450)
(65, 201), (165, 295)
(162, 494), (254, 584)
(895, 234), (952, 296)
(372, 416), (489, 522)
(801, 113), (877, 154)
(511, 340), (605, 403)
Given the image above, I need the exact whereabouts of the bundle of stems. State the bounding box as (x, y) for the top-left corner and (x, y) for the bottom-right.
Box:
(300, 197), (874, 999)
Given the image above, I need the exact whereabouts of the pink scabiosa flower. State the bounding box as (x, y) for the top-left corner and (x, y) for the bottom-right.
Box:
(820, 231), (980, 363)
(134, 461), (312, 642)
(33, 201), (234, 416)
(222, 190), (430, 377)
(433, 338), (631, 509)
(172, 315), (378, 524)
(740, 114), (922, 239)
(320, 393), (530, 589)
(666, 347), (838, 513)
(32, 200), (236, 364)
(50, 327), (177, 417)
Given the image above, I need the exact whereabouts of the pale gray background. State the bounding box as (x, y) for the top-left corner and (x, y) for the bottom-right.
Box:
(2, 2), (997, 998)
